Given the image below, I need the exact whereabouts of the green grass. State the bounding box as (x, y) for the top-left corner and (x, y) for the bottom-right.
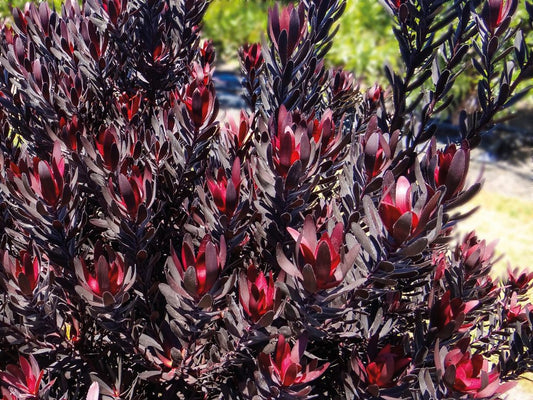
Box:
(456, 190), (533, 276)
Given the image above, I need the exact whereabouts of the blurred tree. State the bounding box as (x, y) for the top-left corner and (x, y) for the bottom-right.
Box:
(1, 0), (62, 16)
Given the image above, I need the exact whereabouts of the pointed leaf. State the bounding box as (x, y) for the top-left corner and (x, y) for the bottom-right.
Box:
(276, 244), (303, 280)
(302, 264), (317, 293)
(183, 265), (198, 297)
(86, 381), (99, 400)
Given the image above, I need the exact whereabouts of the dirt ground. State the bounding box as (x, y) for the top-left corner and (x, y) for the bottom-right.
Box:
(468, 149), (533, 200)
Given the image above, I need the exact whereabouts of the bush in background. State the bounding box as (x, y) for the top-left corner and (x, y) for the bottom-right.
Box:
(203, 0), (398, 80)
(328, 0), (398, 80)
(0, 0), (61, 16)
(202, 0), (278, 62)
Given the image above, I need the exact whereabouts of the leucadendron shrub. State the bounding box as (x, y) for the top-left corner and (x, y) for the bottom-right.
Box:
(1, 0), (533, 399)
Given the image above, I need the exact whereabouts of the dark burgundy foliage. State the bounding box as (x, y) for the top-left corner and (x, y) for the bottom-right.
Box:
(365, 344), (411, 389)
(0, 0), (533, 398)
(239, 264), (278, 325)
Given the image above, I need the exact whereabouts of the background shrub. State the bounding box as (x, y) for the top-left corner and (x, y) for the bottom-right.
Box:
(0, 0), (61, 16)
(328, 0), (398, 80)
(202, 0), (279, 62)
(203, 0), (399, 82)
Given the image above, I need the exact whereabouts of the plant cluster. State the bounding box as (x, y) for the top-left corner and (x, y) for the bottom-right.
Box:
(1, 0), (533, 399)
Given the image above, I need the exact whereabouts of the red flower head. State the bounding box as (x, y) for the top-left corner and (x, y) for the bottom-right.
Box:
(432, 251), (448, 281)
(362, 117), (396, 181)
(366, 344), (411, 388)
(455, 231), (496, 278)
(433, 142), (470, 200)
(95, 127), (120, 170)
(75, 244), (135, 307)
(268, 3), (306, 61)
(82, 256), (124, 296)
(281, 215), (359, 292)
(482, 0), (517, 34)
(310, 109), (338, 155)
(4, 250), (41, 296)
(30, 142), (65, 207)
(505, 292), (532, 323)
(239, 264), (276, 324)
(6, 158), (27, 181)
(272, 127), (302, 177)
(0, 354), (55, 398)
(111, 164), (153, 221)
(172, 234), (226, 300)
(183, 65), (218, 129)
(430, 290), (479, 336)
(330, 67), (357, 97)
(198, 39), (215, 67)
(152, 39), (169, 63)
(379, 176), (421, 243)
(138, 321), (186, 381)
(506, 266), (533, 294)
(367, 83), (382, 104)
(444, 342), (514, 398)
(224, 110), (253, 149)
(58, 114), (82, 151)
(240, 43), (263, 74)
(101, 0), (123, 25)
(206, 158), (241, 217)
(271, 106), (311, 178)
(258, 334), (329, 389)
